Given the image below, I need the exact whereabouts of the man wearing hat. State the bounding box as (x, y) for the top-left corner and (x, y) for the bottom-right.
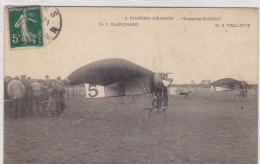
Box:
(7, 77), (25, 118)
(30, 79), (48, 117)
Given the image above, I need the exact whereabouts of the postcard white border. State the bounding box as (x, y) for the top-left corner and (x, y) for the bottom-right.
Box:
(0, 1), (259, 164)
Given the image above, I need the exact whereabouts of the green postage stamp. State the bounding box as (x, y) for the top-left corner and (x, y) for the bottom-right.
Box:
(8, 6), (43, 48)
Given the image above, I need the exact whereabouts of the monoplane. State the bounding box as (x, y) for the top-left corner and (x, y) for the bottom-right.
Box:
(67, 58), (173, 127)
(211, 78), (250, 99)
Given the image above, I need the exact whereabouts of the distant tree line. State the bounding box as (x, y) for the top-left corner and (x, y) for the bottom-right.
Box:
(169, 79), (258, 89)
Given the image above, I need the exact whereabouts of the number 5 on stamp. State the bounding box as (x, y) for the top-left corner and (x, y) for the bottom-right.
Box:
(8, 6), (43, 48)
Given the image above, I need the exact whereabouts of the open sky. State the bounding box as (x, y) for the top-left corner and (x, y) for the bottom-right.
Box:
(4, 7), (258, 84)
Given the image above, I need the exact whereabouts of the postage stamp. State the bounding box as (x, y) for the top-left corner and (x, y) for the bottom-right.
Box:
(8, 6), (43, 48)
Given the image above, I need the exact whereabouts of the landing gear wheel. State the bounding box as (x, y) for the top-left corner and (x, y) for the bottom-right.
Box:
(138, 107), (166, 128)
(139, 107), (158, 128)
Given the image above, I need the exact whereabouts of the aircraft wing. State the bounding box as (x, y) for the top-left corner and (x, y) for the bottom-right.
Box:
(211, 78), (241, 91)
(68, 58), (154, 98)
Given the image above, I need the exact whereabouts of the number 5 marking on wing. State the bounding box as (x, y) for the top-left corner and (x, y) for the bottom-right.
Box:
(88, 85), (99, 97)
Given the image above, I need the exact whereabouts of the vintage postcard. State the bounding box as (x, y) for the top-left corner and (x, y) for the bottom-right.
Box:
(3, 7), (258, 163)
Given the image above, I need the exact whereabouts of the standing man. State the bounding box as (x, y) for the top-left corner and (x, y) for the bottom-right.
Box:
(42, 75), (52, 110)
(30, 80), (47, 117)
(20, 75), (29, 114)
(161, 74), (173, 108)
(44, 75), (52, 87)
(7, 78), (25, 118)
(49, 80), (66, 118)
(42, 75), (52, 99)
(26, 77), (33, 114)
(4, 76), (12, 100)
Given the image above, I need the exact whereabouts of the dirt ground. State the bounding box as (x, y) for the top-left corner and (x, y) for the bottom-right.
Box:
(4, 89), (258, 164)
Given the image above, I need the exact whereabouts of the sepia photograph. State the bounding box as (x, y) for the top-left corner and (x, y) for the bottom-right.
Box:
(3, 6), (258, 163)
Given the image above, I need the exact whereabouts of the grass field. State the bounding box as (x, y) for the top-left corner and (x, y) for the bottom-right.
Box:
(4, 88), (258, 164)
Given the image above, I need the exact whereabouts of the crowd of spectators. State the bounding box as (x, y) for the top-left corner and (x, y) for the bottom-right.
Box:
(4, 75), (66, 119)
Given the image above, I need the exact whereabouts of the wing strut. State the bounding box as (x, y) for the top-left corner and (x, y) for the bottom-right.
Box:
(115, 95), (140, 111)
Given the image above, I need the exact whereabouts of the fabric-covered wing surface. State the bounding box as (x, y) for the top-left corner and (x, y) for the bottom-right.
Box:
(211, 78), (241, 90)
(68, 58), (155, 98)
(68, 58), (154, 86)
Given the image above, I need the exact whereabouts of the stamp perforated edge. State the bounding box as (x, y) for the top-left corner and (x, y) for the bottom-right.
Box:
(5, 6), (48, 51)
